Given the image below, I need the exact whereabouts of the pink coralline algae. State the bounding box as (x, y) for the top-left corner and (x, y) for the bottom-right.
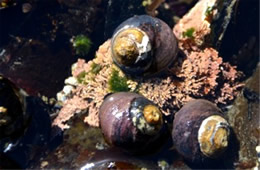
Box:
(53, 40), (243, 129)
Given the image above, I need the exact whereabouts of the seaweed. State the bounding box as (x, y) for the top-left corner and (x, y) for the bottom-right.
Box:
(108, 68), (129, 92)
(72, 35), (92, 56)
(76, 71), (87, 84)
(182, 27), (195, 39)
(205, 6), (213, 17)
(205, 6), (214, 22)
(90, 62), (102, 75)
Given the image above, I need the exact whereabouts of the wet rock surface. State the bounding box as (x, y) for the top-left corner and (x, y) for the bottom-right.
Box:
(227, 64), (260, 169)
(0, 0), (105, 97)
(0, 38), (74, 96)
(212, 0), (259, 77)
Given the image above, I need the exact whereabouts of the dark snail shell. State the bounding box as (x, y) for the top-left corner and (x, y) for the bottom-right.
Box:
(172, 99), (230, 163)
(0, 76), (52, 168)
(99, 92), (167, 154)
(111, 15), (178, 76)
(0, 76), (27, 140)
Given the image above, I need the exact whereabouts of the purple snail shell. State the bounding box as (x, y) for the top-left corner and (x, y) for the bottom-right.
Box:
(99, 92), (167, 154)
(111, 15), (178, 76)
(172, 99), (230, 163)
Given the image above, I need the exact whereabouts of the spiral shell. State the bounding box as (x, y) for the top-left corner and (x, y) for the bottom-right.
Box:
(0, 76), (52, 168)
(111, 15), (178, 76)
(172, 99), (230, 163)
(0, 76), (26, 140)
(99, 92), (167, 153)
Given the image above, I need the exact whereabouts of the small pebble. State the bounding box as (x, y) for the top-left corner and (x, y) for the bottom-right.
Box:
(63, 85), (74, 95)
(256, 145), (260, 162)
(158, 160), (169, 170)
(95, 142), (107, 150)
(71, 63), (78, 72)
(56, 92), (66, 102)
(22, 3), (32, 13)
(65, 77), (78, 86)
(40, 161), (48, 168)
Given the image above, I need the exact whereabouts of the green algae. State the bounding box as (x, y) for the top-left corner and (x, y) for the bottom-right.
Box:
(108, 68), (129, 92)
(182, 27), (195, 39)
(73, 35), (92, 56)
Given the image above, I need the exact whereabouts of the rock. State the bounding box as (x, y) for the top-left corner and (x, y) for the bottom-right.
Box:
(214, 0), (259, 76)
(226, 64), (260, 169)
(64, 77), (78, 86)
(104, 0), (145, 39)
(0, 0), (106, 97)
(0, 39), (75, 97)
(173, 0), (259, 77)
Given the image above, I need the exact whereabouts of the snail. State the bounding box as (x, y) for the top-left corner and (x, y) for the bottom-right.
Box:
(0, 75), (52, 168)
(171, 99), (230, 163)
(111, 15), (178, 76)
(99, 92), (167, 154)
(0, 75), (27, 140)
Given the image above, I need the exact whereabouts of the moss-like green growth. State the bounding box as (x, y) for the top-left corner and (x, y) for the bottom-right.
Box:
(76, 71), (87, 84)
(142, 0), (152, 6)
(90, 62), (102, 75)
(182, 28), (195, 39)
(108, 68), (129, 92)
(205, 6), (213, 17)
(73, 35), (92, 56)
(205, 6), (214, 22)
(75, 62), (102, 84)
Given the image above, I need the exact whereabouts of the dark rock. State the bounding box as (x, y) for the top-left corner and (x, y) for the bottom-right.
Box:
(104, 0), (146, 39)
(0, 0), (106, 97)
(0, 39), (75, 97)
(210, 0), (259, 76)
(227, 64), (259, 169)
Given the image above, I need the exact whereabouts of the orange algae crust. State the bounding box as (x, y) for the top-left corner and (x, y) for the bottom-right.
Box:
(53, 39), (243, 129)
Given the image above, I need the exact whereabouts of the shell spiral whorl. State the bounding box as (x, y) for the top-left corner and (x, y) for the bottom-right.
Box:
(171, 99), (231, 163)
(99, 92), (167, 153)
(111, 15), (178, 76)
(198, 115), (230, 158)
